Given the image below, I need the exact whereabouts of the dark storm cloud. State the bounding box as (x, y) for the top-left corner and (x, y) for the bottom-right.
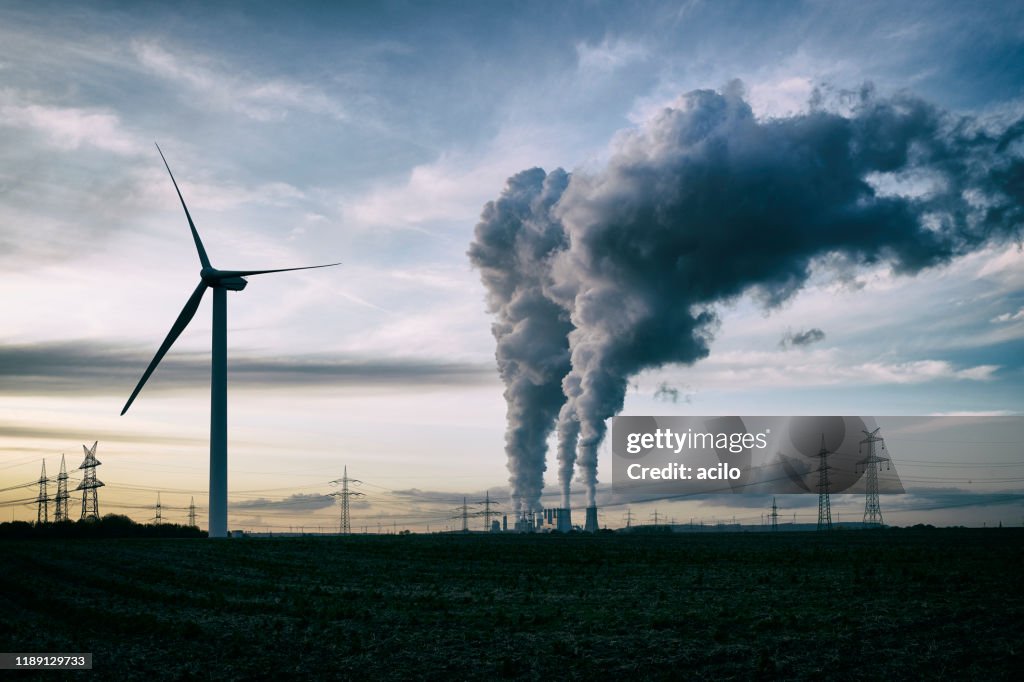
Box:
(779, 328), (826, 349)
(389, 488), (459, 504)
(232, 493), (335, 511)
(885, 488), (1024, 513)
(0, 341), (495, 395)
(468, 168), (573, 514)
(389, 487), (500, 506)
(0, 422), (202, 446)
(473, 82), (1024, 510)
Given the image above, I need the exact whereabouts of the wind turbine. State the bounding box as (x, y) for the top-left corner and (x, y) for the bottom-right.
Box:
(122, 143), (339, 538)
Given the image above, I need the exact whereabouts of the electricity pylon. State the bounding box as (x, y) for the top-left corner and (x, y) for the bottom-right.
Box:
(36, 460), (49, 524)
(857, 428), (890, 526)
(76, 441), (104, 520)
(454, 497), (476, 532)
(473, 491), (501, 531)
(815, 434), (833, 531)
(54, 455), (70, 523)
(329, 466), (364, 534)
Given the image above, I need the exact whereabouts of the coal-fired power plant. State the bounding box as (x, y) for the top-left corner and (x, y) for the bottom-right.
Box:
(470, 83), (1024, 521)
(503, 507), (589, 533)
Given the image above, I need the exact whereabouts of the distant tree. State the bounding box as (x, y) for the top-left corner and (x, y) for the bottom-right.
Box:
(0, 515), (206, 540)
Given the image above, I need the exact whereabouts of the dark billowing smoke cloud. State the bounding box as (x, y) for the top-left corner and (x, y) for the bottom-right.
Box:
(473, 82), (1024, 509)
(0, 341), (494, 394)
(468, 168), (573, 514)
(780, 328), (826, 349)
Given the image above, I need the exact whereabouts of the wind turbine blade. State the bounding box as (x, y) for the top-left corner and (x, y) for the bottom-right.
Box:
(121, 281), (208, 415)
(216, 262), (342, 278)
(155, 143), (212, 270)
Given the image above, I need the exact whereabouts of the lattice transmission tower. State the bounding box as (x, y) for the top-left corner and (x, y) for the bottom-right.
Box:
(456, 497), (472, 532)
(188, 496), (197, 527)
(76, 441), (104, 520)
(771, 497), (779, 532)
(36, 460), (49, 524)
(154, 492), (163, 524)
(54, 454), (70, 523)
(815, 434), (833, 531)
(474, 491), (501, 531)
(329, 466), (364, 534)
(857, 428), (890, 526)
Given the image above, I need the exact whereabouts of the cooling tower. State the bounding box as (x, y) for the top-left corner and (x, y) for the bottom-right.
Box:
(584, 505), (598, 533)
(556, 507), (572, 533)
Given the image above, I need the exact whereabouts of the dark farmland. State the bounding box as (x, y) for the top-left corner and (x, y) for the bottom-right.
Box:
(2, 529), (1021, 680)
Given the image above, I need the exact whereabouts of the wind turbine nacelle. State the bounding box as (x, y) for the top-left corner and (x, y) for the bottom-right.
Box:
(218, 276), (248, 291)
(200, 268), (249, 290)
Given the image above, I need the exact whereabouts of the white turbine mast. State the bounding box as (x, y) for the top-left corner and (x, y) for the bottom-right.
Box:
(122, 143), (340, 538)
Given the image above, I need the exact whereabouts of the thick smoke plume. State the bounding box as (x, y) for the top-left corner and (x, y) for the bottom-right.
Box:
(472, 82), (1023, 509)
(468, 168), (572, 514)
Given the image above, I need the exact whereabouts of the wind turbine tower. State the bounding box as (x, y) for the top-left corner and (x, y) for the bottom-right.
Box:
(121, 144), (339, 538)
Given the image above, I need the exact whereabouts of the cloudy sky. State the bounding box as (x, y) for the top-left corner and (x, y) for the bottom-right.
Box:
(2, 1), (1022, 530)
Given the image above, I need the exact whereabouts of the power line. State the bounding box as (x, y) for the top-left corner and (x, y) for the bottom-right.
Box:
(0, 481), (39, 494)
